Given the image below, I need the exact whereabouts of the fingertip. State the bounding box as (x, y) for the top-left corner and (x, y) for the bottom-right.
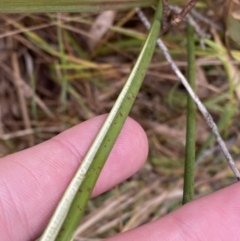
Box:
(106, 182), (240, 241)
(92, 116), (149, 196)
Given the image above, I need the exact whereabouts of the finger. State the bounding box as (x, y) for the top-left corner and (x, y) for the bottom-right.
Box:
(106, 181), (240, 241)
(0, 115), (148, 241)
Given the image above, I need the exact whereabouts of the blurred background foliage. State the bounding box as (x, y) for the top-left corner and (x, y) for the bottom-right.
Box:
(0, 0), (240, 240)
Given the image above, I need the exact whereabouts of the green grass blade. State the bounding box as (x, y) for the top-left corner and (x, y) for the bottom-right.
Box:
(0, 0), (156, 13)
(57, 16), (68, 116)
(38, 1), (163, 241)
(24, 54), (40, 139)
(182, 23), (196, 205)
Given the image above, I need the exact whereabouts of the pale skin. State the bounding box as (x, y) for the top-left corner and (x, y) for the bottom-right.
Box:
(0, 114), (240, 241)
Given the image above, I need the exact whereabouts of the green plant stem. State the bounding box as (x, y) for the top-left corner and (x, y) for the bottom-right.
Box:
(57, 16), (68, 116)
(29, 73), (41, 140)
(39, 1), (163, 241)
(182, 23), (196, 205)
(0, 0), (156, 13)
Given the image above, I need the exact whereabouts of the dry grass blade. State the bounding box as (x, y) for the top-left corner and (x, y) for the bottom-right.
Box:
(9, 38), (33, 146)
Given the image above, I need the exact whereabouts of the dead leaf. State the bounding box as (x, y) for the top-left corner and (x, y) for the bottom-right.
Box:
(88, 10), (116, 50)
(227, 0), (240, 43)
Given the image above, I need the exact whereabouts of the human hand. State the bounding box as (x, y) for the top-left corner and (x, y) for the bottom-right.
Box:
(0, 115), (240, 241)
